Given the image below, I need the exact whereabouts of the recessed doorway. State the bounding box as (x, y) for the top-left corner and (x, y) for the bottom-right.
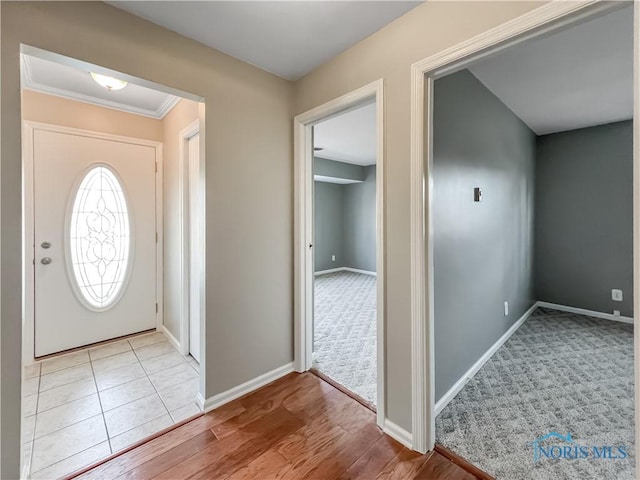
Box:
(20, 47), (206, 479)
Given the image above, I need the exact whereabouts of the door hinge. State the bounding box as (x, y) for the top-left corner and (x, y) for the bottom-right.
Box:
(156, 303), (158, 313)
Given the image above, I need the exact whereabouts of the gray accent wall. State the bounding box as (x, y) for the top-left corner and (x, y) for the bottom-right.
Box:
(534, 121), (633, 317)
(344, 166), (377, 272)
(314, 182), (345, 271)
(433, 70), (536, 402)
(314, 165), (376, 273)
(315, 156), (365, 182)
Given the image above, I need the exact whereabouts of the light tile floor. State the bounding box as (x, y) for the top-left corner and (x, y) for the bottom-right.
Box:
(21, 331), (201, 479)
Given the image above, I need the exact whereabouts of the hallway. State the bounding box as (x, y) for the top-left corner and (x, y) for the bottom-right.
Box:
(75, 372), (488, 479)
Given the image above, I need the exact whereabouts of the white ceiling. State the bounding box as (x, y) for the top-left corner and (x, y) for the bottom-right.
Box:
(314, 102), (376, 166)
(468, 5), (633, 136)
(314, 175), (362, 185)
(108, 1), (422, 80)
(22, 54), (180, 119)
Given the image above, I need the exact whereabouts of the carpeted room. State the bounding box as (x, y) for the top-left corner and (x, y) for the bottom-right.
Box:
(311, 102), (379, 407)
(431, 5), (634, 480)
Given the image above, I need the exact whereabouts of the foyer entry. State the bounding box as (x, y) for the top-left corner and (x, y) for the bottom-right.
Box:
(30, 126), (159, 357)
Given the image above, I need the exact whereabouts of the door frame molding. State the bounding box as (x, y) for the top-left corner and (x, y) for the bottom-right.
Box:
(22, 121), (164, 362)
(293, 79), (386, 428)
(177, 119), (201, 356)
(409, 0), (636, 454)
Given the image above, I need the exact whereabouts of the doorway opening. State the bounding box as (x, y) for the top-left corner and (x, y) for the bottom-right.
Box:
(412, 2), (636, 478)
(294, 79), (386, 428)
(20, 46), (206, 479)
(311, 102), (378, 410)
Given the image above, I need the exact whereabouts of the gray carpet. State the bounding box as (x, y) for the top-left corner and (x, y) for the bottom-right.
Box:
(312, 270), (377, 405)
(436, 307), (635, 479)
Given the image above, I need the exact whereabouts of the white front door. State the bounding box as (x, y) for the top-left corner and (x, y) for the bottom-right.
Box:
(33, 128), (158, 357)
(188, 133), (201, 362)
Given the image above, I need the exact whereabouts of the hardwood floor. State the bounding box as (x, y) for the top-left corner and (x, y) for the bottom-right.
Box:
(72, 372), (488, 480)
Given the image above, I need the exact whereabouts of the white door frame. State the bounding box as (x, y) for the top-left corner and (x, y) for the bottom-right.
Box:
(293, 79), (386, 428)
(409, 0), (638, 454)
(178, 119), (201, 357)
(22, 121), (164, 363)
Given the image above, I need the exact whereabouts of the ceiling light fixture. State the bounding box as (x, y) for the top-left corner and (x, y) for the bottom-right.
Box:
(90, 72), (128, 91)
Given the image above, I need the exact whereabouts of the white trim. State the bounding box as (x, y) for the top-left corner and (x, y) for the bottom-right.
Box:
(161, 325), (182, 353)
(195, 103), (207, 412)
(410, 0), (622, 454)
(22, 121), (35, 365)
(155, 146), (164, 334)
(196, 392), (206, 412)
(294, 79), (387, 428)
(21, 121), (162, 148)
(156, 95), (181, 119)
(201, 363), (294, 413)
(21, 45), (204, 104)
(381, 419), (413, 450)
(434, 302), (538, 417)
(178, 120), (201, 357)
(433, 299), (635, 418)
(314, 267), (344, 276)
(22, 121), (163, 363)
(21, 55), (181, 120)
(536, 301), (634, 325)
(344, 267), (376, 276)
(633, 0), (640, 460)
(313, 175), (362, 185)
(314, 267), (376, 277)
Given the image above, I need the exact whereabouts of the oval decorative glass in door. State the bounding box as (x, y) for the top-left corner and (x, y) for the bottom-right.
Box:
(69, 165), (132, 310)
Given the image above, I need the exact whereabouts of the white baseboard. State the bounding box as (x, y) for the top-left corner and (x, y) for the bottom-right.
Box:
(382, 419), (413, 449)
(161, 325), (182, 353)
(343, 267), (376, 276)
(434, 302), (538, 417)
(536, 301), (634, 324)
(314, 267), (344, 276)
(315, 267), (377, 276)
(201, 362), (295, 413)
(434, 300), (633, 417)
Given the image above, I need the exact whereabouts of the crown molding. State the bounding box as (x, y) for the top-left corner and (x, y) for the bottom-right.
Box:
(21, 55), (180, 120)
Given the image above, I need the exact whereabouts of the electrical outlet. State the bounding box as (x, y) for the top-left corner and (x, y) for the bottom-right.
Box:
(332, 255), (335, 262)
(612, 289), (623, 302)
(614, 310), (621, 317)
(504, 301), (509, 316)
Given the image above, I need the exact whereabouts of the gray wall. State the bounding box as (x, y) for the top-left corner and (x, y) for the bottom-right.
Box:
(433, 70), (536, 402)
(315, 156), (365, 182)
(314, 165), (377, 273)
(344, 166), (377, 272)
(314, 182), (345, 271)
(534, 121), (633, 317)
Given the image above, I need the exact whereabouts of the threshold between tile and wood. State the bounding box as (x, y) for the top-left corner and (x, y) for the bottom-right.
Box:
(69, 371), (490, 480)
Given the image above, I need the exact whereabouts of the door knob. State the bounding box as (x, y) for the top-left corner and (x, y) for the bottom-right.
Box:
(41, 241), (51, 249)
(41, 257), (52, 265)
